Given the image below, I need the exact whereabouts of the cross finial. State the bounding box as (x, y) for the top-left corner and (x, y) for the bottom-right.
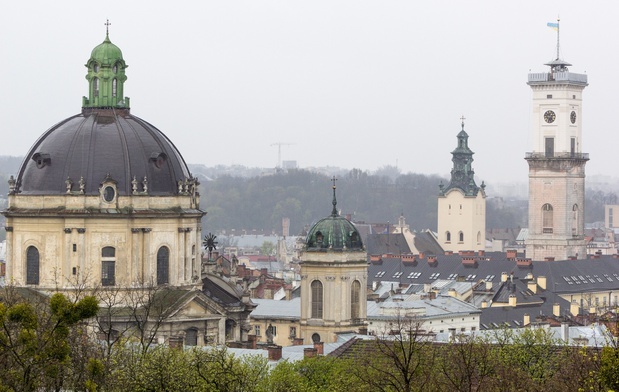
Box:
(331, 176), (338, 217)
(460, 115), (466, 130)
(105, 19), (111, 36)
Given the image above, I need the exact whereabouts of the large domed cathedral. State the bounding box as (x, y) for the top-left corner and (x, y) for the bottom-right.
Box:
(3, 30), (203, 290)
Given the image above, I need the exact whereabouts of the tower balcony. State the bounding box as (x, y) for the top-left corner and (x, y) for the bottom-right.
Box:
(525, 152), (589, 160)
(527, 71), (588, 85)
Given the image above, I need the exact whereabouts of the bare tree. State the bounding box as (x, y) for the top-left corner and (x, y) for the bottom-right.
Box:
(354, 315), (437, 392)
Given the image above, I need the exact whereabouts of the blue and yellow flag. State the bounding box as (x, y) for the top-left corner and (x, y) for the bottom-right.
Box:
(547, 22), (559, 31)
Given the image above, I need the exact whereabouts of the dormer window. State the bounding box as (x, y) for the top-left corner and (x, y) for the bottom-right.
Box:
(93, 63), (99, 73)
(113, 64), (117, 73)
(316, 231), (323, 244)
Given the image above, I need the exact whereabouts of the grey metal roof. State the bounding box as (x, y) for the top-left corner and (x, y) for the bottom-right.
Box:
(367, 296), (481, 321)
(15, 108), (191, 196)
(368, 252), (619, 296)
(251, 297), (301, 319)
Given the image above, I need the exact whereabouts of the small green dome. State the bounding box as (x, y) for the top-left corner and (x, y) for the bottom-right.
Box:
(306, 215), (363, 250)
(90, 34), (123, 66)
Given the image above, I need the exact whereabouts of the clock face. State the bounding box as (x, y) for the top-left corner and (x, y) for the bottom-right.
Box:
(570, 111), (577, 124)
(543, 110), (556, 124)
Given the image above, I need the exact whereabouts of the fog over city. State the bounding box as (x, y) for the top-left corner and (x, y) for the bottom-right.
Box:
(1, 1), (618, 185)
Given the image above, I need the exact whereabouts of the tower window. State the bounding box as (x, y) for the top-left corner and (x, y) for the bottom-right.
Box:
(351, 280), (361, 320)
(446, 231), (451, 242)
(459, 232), (464, 242)
(101, 246), (116, 286)
(477, 231), (481, 245)
(311, 280), (323, 319)
(545, 138), (554, 158)
(112, 78), (117, 97)
(93, 78), (100, 98)
(542, 204), (554, 233)
(26, 246), (40, 285)
(157, 246), (170, 285)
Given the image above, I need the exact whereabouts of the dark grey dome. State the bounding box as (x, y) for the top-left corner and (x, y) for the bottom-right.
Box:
(16, 108), (191, 196)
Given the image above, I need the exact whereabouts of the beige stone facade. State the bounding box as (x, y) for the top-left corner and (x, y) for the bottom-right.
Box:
(4, 192), (202, 289)
(299, 249), (368, 343)
(437, 189), (486, 252)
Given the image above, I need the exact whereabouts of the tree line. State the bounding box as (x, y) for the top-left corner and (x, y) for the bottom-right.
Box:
(200, 167), (614, 236)
(1, 288), (619, 391)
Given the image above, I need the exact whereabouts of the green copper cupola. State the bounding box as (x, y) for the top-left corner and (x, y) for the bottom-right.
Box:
(439, 119), (484, 197)
(82, 23), (129, 109)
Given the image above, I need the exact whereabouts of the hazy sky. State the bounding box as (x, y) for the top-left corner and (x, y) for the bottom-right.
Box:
(1, 1), (617, 185)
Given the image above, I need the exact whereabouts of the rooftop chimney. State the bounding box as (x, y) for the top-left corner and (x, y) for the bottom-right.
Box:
(553, 303), (560, 318)
(304, 347), (318, 358)
(523, 313), (530, 326)
(537, 276), (547, 290)
(527, 281), (537, 294)
(508, 294), (517, 307)
(268, 345), (282, 361)
(313, 341), (324, 355)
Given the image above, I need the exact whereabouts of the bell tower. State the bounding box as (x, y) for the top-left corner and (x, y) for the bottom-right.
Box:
(525, 20), (588, 261)
(437, 119), (486, 252)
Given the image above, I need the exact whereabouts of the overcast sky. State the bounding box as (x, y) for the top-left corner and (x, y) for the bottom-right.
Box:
(1, 1), (617, 185)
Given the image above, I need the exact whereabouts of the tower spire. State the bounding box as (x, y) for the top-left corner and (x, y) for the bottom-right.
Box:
(331, 176), (338, 217)
(105, 19), (111, 39)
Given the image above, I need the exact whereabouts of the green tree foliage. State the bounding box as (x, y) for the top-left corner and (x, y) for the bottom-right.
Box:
(202, 169), (450, 234)
(265, 356), (367, 392)
(260, 241), (276, 256)
(106, 345), (268, 392)
(0, 288), (98, 392)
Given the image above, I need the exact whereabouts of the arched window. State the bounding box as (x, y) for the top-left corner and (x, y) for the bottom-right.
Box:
(446, 231), (451, 242)
(112, 78), (117, 97)
(311, 280), (323, 319)
(26, 246), (40, 285)
(93, 78), (99, 97)
(157, 246), (170, 285)
(185, 328), (198, 346)
(101, 247), (116, 286)
(312, 333), (321, 343)
(542, 204), (553, 233)
(351, 280), (361, 320)
(459, 231), (464, 242)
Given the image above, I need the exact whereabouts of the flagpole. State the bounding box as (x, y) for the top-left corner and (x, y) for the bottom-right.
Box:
(556, 18), (560, 60)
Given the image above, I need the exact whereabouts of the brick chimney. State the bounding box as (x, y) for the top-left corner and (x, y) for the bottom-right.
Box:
(247, 334), (257, 349)
(313, 341), (324, 355)
(304, 347), (318, 358)
(267, 345), (282, 361)
(168, 336), (184, 350)
(293, 337), (304, 346)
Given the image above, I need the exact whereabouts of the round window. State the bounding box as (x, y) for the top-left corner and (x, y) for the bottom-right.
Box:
(103, 186), (115, 202)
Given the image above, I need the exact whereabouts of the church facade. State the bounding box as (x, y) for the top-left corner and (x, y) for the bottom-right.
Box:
(299, 182), (367, 343)
(437, 123), (486, 252)
(2, 30), (254, 346)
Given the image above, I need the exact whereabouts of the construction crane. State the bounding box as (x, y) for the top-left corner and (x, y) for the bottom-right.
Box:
(270, 142), (295, 169)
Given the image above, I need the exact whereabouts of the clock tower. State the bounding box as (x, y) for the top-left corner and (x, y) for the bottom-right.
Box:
(525, 22), (588, 261)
